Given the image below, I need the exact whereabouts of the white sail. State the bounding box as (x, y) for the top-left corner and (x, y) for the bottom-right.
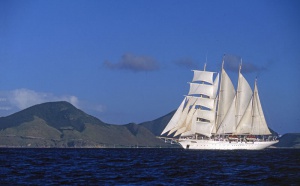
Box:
(180, 130), (194, 137)
(192, 122), (213, 137)
(211, 95), (219, 134)
(188, 83), (214, 97)
(216, 68), (236, 131)
(174, 107), (197, 136)
(217, 96), (237, 134)
(236, 72), (253, 125)
(236, 97), (253, 134)
(185, 107), (196, 132)
(251, 81), (271, 135)
(192, 70), (215, 84)
(167, 97), (196, 135)
(217, 70), (253, 134)
(191, 109), (214, 137)
(160, 57), (278, 150)
(161, 97), (187, 135)
(195, 97), (215, 110)
(196, 109), (216, 121)
(212, 73), (219, 99)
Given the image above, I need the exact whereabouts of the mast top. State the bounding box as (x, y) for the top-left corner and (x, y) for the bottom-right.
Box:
(239, 58), (242, 74)
(222, 54), (225, 69)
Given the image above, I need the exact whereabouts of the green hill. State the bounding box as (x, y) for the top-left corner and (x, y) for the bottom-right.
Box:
(0, 101), (171, 148)
(0, 101), (105, 131)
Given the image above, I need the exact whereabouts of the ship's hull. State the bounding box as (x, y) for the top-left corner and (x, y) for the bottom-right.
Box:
(178, 139), (278, 150)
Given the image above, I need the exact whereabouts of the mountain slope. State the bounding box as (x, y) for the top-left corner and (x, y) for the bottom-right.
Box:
(140, 110), (175, 136)
(274, 133), (300, 148)
(0, 101), (106, 131)
(0, 101), (170, 148)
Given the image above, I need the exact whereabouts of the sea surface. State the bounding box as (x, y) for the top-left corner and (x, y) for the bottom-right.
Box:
(0, 148), (299, 185)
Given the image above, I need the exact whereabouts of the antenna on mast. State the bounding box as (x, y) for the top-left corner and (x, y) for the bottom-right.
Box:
(204, 52), (208, 71)
(239, 58), (243, 73)
(222, 54), (225, 69)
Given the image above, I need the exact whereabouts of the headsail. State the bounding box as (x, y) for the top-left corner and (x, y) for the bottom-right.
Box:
(161, 97), (187, 135)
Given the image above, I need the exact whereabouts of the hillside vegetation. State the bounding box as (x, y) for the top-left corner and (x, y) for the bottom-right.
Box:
(0, 101), (172, 148)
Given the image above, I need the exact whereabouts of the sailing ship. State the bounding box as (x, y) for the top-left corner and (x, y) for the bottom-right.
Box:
(161, 56), (278, 150)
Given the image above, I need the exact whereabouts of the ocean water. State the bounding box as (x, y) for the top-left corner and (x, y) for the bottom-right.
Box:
(0, 148), (299, 185)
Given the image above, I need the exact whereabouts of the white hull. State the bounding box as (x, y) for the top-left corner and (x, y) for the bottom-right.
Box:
(179, 139), (278, 150)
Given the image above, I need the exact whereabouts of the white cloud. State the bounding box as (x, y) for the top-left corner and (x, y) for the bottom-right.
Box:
(0, 89), (106, 117)
(0, 88), (79, 110)
(9, 89), (49, 109)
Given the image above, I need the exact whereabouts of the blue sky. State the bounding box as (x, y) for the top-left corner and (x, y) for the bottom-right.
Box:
(0, 0), (299, 134)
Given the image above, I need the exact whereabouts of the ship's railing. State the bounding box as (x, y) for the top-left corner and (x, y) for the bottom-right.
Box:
(176, 134), (278, 142)
(157, 137), (179, 144)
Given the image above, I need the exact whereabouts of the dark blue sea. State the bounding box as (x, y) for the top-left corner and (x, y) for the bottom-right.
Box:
(0, 148), (299, 185)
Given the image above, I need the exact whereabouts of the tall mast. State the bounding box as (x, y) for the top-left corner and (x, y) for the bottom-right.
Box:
(199, 62), (206, 107)
(216, 54), (225, 134)
(235, 59), (242, 133)
(251, 78), (257, 134)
